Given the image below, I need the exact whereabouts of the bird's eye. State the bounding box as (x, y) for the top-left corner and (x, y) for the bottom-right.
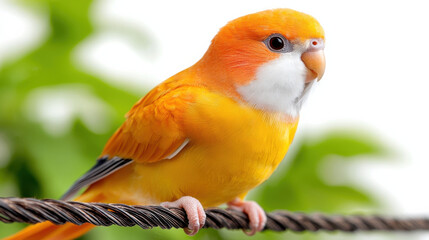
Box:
(263, 34), (292, 53)
(270, 37), (284, 50)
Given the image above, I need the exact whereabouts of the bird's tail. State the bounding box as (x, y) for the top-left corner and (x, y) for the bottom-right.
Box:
(3, 192), (104, 240)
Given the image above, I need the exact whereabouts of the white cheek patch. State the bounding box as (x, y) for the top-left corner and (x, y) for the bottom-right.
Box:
(237, 53), (308, 117)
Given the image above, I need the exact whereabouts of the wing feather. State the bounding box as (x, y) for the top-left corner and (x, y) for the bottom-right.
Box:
(101, 84), (198, 163)
(61, 156), (132, 200)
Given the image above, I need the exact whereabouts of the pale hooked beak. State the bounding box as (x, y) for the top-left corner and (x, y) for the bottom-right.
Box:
(301, 38), (325, 82)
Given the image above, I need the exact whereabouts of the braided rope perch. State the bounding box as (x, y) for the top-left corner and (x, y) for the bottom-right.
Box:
(1, 197), (429, 232)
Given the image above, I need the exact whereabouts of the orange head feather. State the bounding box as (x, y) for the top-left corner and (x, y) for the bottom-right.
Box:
(193, 9), (325, 100)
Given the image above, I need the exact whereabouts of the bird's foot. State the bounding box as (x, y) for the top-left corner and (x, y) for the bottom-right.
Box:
(160, 196), (206, 236)
(227, 198), (267, 236)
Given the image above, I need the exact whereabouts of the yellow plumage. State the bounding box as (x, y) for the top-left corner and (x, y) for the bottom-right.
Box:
(90, 80), (299, 207)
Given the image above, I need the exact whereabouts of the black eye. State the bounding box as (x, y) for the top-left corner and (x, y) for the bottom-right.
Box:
(263, 34), (292, 53)
(270, 37), (284, 50)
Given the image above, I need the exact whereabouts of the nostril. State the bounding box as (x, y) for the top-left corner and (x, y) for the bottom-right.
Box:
(309, 38), (324, 51)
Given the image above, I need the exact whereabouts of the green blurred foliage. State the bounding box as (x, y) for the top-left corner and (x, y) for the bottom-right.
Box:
(0, 0), (389, 239)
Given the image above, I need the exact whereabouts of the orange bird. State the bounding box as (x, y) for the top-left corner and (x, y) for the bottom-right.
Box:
(5, 8), (325, 239)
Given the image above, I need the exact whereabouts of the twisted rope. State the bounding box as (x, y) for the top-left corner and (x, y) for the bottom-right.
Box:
(1, 197), (429, 232)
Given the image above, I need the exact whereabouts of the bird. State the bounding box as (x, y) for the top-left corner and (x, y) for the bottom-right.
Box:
(5, 8), (325, 240)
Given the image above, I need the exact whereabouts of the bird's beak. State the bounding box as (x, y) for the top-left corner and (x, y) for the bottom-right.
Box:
(301, 39), (325, 82)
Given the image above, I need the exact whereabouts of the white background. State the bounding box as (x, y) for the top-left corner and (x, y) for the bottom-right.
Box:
(1, 0), (429, 230)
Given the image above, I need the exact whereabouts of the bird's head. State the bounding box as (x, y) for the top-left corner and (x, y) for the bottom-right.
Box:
(195, 8), (325, 118)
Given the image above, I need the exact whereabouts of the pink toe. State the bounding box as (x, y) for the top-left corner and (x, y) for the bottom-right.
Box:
(227, 199), (267, 235)
(161, 196), (205, 236)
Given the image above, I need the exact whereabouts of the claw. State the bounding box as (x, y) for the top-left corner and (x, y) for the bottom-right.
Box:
(227, 198), (267, 236)
(161, 196), (206, 236)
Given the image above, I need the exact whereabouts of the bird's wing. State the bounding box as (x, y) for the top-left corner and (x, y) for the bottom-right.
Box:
(61, 83), (199, 200)
(101, 84), (197, 163)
